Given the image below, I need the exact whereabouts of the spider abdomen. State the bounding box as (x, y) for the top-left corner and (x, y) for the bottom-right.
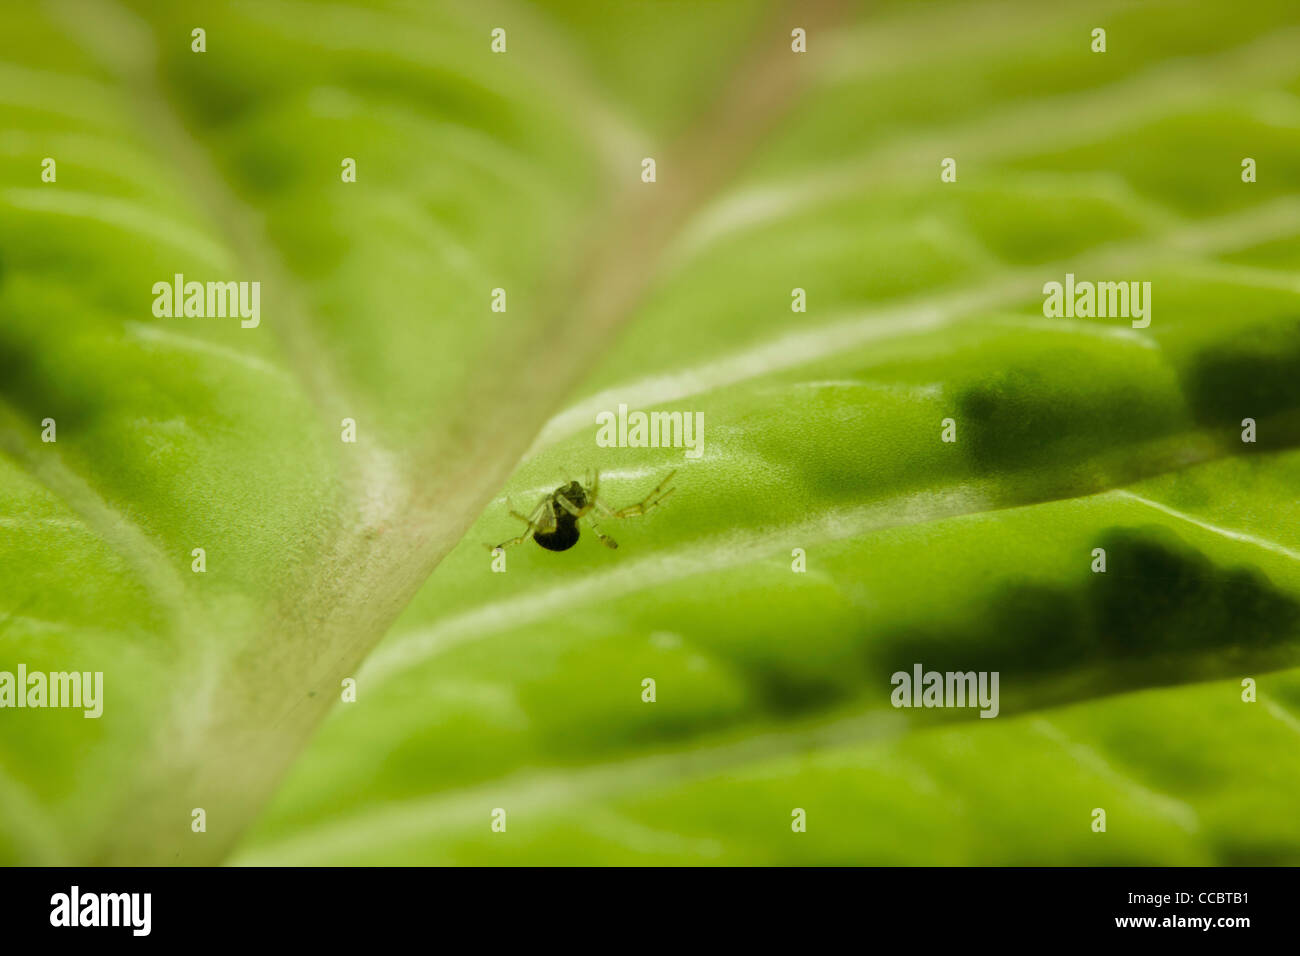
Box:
(534, 510), (580, 551)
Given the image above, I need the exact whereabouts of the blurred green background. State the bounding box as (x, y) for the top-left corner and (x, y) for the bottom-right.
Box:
(2, 0), (1300, 865)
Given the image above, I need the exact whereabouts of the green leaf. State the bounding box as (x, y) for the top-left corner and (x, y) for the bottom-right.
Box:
(4, 0), (1300, 866)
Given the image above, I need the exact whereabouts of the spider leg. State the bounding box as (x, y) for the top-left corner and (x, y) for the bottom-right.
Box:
(608, 469), (677, 518)
(584, 514), (618, 549)
(555, 492), (593, 518)
(487, 533), (529, 553)
(533, 500), (558, 533)
(487, 497), (552, 551)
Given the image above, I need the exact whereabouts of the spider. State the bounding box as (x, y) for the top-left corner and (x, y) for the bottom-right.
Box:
(489, 469), (677, 553)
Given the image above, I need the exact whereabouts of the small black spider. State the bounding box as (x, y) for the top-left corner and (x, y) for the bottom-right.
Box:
(489, 469), (676, 553)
